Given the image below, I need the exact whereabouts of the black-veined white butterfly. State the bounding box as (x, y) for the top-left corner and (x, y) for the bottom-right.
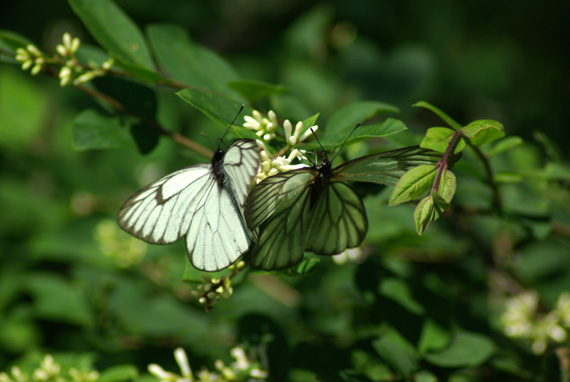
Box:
(245, 146), (450, 270)
(118, 139), (261, 272)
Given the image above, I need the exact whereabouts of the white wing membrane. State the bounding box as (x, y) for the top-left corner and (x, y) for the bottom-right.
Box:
(118, 139), (260, 272)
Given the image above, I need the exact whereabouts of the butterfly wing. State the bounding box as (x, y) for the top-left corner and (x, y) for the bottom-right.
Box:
(221, 139), (261, 225)
(117, 165), (213, 245)
(333, 146), (450, 186)
(246, 170), (316, 270)
(305, 180), (368, 255)
(118, 139), (260, 272)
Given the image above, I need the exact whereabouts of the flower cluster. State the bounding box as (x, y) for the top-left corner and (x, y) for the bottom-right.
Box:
(94, 220), (147, 267)
(502, 291), (570, 354)
(148, 347), (267, 382)
(243, 110), (279, 141)
(0, 355), (98, 382)
(15, 44), (45, 75)
(191, 261), (244, 309)
(14, 33), (113, 87)
(242, 110), (317, 182)
(55, 33), (114, 87)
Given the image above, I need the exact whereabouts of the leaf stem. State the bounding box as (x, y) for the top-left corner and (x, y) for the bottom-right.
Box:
(432, 129), (462, 193)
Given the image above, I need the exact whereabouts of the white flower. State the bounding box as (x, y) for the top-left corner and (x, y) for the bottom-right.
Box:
(230, 347), (249, 370)
(174, 348), (193, 379)
(501, 291), (538, 338)
(57, 33), (80, 57)
(284, 120), (318, 146)
(243, 110), (278, 141)
(26, 44), (41, 57)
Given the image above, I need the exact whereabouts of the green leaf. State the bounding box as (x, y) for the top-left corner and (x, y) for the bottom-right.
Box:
(412, 191), (450, 235)
(413, 101), (462, 130)
(389, 165), (437, 206)
(420, 127), (465, 154)
(0, 30), (33, 54)
(72, 109), (135, 150)
(373, 327), (419, 377)
(413, 370), (438, 382)
(424, 331), (494, 368)
(484, 135), (523, 157)
(418, 319), (451, 355)
(177, 88), (256, 136)
(378, 278), (425, 315)
(93, 76), (157, 121)
(437, 169), (456, 202)
(413, 195), (435, 235)
(304, 118), (407, 151)
(147, 23), (240, 95)
(130, 122), (160, 155)
(69, 0), (154, 69)
(461, 119), (504, 146)
(326, 101), (400, 134)
(228, 79), (288, 101)
(98, 365), (139, 382)
(542, 162), (570, 181)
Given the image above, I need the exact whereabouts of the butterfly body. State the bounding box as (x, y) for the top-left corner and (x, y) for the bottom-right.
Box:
(118, 139), (260, 272)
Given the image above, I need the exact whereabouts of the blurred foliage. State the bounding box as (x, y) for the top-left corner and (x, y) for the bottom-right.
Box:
(1, 1), (570, 381)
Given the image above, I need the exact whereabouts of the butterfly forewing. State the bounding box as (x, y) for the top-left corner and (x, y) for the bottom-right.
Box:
(118, 166), (212, 244)
(333, 146), (448, 186)
(222, 139), (261, 206)
(117, 139), (260, 272)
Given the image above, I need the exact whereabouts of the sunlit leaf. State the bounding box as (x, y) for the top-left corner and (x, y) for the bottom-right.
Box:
(420, 127), (465, 154)
(389, 165), (437, 206)
(461, 119), (505, 146)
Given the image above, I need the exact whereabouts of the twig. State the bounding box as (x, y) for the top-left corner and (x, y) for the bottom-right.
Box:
(432, 129), (463, 193)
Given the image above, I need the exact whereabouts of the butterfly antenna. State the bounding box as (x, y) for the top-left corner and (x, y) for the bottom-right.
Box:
(200, 132), (216, 150)
(309, 127), (330, 163)
(218, 104), (245, 149)
(331, 122), (361, 161)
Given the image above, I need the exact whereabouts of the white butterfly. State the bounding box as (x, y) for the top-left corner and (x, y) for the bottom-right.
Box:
(117, 139), (261, 271)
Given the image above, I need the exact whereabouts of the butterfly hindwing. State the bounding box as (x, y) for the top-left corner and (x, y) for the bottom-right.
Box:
(246, 170), (315, 269)
(118, 139), (260, 272)
(306, 181), (367, 255)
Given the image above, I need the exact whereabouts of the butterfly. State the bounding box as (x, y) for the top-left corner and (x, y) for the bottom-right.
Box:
(245, 146), (450, 270)
(117, 139), (261, 272)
